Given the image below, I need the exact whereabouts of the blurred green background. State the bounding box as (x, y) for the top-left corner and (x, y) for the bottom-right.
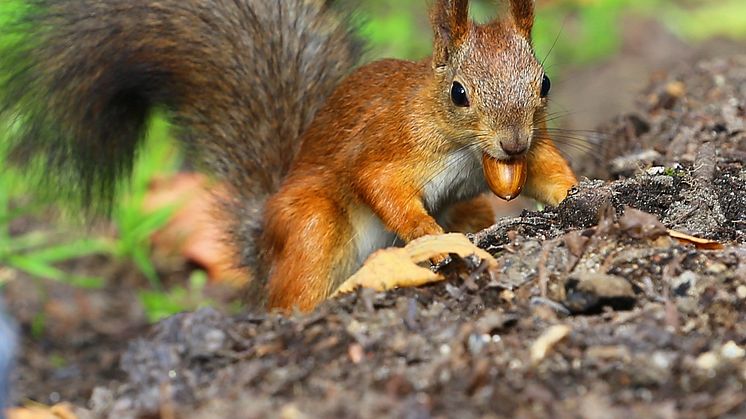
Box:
(1, 0), (745, 322)
(361, 0), (746, 70)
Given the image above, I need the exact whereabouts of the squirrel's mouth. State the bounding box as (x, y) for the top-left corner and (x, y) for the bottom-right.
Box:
(482, 153), (527, 201)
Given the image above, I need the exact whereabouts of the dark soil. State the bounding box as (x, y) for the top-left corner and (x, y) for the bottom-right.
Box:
(29, 55), (738, 419)
(5, 42), (746, 419)
(4, 256), (150, 406)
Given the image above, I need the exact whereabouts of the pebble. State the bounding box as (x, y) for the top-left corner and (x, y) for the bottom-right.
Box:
(721, 341), (745, 360)
(652, 351), (673, 370)
(563, 273), (636, 314)
(695, 352), (719, 370)
(280, 404), (305, 419)
(706, 263), (727, 275)
(695, 342), (746, 370)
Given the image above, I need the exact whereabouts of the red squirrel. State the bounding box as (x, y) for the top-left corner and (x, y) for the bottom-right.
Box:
(0, 0), (577, 312)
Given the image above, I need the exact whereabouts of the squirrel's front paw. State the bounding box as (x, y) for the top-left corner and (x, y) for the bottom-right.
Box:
(402, 219), (444, 243)
(545, 180), (577, 207)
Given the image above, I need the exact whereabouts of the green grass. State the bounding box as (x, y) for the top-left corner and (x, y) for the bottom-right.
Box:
(0, 115), (180, 281)
(0, 119), (185, 325)
(108, 116), (182, 288)
(664, 0), (746, 40)
(138, 270), (214, 323)
(0, 141), (107, 288)
(361, 0), (746, 78)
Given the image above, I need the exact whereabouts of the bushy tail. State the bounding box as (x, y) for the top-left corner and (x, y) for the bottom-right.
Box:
(0, 0), (362, 286)
(0, 0), (361, 203)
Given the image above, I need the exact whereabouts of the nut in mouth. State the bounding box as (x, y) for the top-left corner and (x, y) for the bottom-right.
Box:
(482, 153), (527, 201)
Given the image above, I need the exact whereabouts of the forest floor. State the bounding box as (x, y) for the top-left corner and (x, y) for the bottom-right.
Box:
(5, 35), (746, 419)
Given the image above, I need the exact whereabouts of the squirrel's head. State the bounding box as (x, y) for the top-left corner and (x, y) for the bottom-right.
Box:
(429, 0), (548, 161)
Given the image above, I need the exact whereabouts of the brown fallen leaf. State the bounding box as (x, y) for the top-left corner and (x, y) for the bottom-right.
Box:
(618, 206), (668, 240)
(7, 403), (77, 419)
(331, 247), (440, 295)
(402, 233), (498, 266)
(667, 229), (724, 250)
(143, 173), (248, 286)
(332, 233), (497, 296)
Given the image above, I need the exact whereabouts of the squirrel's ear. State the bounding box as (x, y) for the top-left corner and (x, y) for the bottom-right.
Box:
(508, 0), (534, 38)
(431, 0), (470, 67)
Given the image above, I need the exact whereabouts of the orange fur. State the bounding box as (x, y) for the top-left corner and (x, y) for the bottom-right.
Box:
(442, 195), (496, 233)
(262, 183), (353, 311)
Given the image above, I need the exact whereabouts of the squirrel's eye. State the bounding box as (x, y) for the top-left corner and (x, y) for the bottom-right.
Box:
(540, 74), (551, 98)
(451, 81), (469, 107)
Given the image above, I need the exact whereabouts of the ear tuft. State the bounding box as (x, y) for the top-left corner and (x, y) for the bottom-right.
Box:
(508, 0), (534, 38)
(431, 0), (470, 67)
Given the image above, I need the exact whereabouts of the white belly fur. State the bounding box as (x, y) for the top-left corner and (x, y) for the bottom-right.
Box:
(423, 147), (488, 216)
(350, 205), (399, 269)
(350, 148), (488, 270)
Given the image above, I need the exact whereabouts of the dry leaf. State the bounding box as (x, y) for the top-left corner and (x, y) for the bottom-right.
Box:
(618, 207), (668, 240)
(7, 403), (77, 419)
(144, 173), (247, 286)
(332, 247), (440, 295)
(667, 229), (724, 250)
(333, 233), (497, 296)
(530, 324), (571, 364)
(402, 233), (498, 266)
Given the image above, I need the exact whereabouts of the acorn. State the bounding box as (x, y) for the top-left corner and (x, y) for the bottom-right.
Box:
(482, 153), (527, 201)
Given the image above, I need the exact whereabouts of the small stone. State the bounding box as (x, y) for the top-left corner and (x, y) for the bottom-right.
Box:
(586, 346), (631, 362)
(499, 289), (515, 302)
(202, 329), (226, 353)
(676, 297), (699, 314)
(280, 404), (305, 419)
(89, 387), (115, 414)
(467, 333), (492, 355)
(665, 81), (686, 97)
(646, 166), (666, 176)
(563, 273), (636, 314)
(672, 271), (697, 297)
(736, 285), (746, 299)
(721, 341), (745, 360)
(706, 263), (727, 275)
(618, 207), (668, 240)
(348, 343), (364, 364)
(695, 351), (719, 370)
(439, 344), (451, 356)
(652, 351), (673, 370)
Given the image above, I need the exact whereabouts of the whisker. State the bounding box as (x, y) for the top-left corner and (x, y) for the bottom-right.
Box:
(544, 127), (607, 135)
(541, 17), (567, 67)
(541, 133), (601, 148)
(536, 123), (612, 158)
(538, 113), (571, 126)
(535, 131), (608, 145)
(536, 108), (578, 126)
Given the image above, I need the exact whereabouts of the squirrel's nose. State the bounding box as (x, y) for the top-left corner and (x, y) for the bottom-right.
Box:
(500, 141), (527, 156)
